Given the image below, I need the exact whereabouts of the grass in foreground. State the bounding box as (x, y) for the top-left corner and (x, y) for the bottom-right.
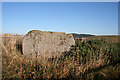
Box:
(1, 36), (120, 79)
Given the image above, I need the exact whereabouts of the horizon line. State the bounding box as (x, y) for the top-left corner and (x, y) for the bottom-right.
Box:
(0, 32), (119, 36)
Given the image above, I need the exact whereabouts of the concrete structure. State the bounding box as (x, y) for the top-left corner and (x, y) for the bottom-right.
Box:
(23, 30), (75, 58)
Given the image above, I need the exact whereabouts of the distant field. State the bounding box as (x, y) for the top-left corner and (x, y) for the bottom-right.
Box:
(85, 35), (119, 43)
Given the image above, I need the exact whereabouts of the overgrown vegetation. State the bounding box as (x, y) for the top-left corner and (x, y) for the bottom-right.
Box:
(1, 36), (120, 79)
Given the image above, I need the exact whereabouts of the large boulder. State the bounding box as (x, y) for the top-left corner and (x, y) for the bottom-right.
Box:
(23, 30), (75, 58)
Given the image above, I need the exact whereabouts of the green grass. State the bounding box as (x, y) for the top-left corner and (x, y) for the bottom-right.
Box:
(1, 36), (120, 79)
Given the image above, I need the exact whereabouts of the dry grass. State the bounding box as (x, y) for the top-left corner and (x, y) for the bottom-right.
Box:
(1, 35), (120, 79)
(85, 35), (119, 43)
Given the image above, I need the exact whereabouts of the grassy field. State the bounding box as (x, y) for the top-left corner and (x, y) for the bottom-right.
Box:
(85, 35), (119, 43)
(1, 35), (120, 79)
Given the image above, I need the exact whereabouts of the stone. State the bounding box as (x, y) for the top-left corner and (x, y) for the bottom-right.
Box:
(23, 30), (75, 58)
(3, 33), (14, 37)
(2, 34), (16, 50)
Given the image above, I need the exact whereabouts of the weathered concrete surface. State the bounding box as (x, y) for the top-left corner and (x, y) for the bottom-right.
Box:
(23, 30), (75, 58)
